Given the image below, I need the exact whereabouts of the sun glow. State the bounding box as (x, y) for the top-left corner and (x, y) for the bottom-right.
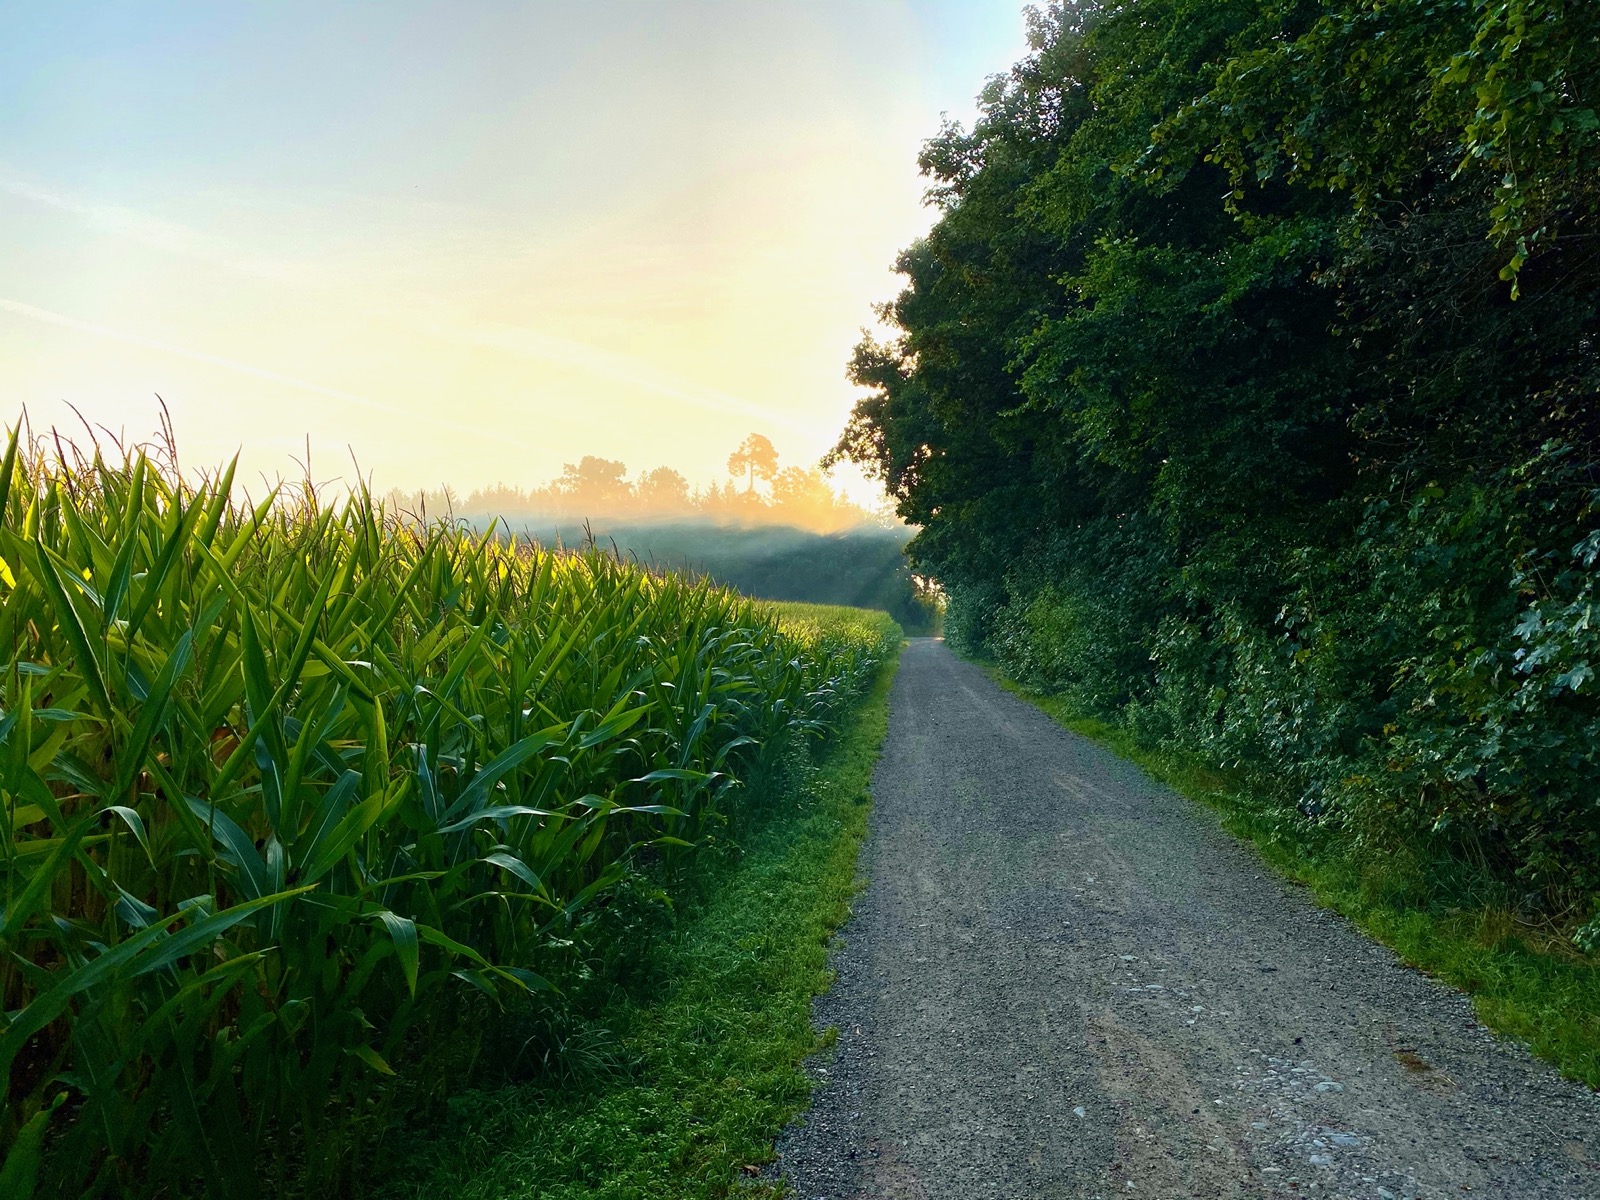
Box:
(0, 2), (1029, 507)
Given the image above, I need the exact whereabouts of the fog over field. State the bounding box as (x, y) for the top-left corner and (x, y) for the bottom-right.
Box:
(381, 432), (938, 633)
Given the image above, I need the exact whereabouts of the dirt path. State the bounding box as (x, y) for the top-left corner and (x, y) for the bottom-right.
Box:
(777, 639), (1599, 1200)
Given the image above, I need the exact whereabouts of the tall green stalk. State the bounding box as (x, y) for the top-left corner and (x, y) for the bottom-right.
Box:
(0, 432), (892, 1197)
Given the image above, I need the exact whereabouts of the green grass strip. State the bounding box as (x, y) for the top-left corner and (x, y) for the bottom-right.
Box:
(382, 644), (902, 1199)
(994, 671), (1600, 1089)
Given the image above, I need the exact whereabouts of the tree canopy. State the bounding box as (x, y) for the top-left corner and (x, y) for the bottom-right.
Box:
(833, 0), (1600, 910)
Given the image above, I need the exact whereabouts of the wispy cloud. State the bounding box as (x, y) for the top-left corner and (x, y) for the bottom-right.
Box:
(0, 174), (314, 285)
(460, 324), (810, 434)
(4, 173), (809, 437)
(0, 296), (540, 447)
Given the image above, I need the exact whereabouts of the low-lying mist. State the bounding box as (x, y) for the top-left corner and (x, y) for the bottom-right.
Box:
(383, 436), (937, 632)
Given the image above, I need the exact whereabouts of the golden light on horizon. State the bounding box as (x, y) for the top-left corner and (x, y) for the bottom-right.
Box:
(0, 2), (1031, 507)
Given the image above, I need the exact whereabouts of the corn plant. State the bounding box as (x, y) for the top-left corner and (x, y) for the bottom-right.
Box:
(0, 431), (896, 1198)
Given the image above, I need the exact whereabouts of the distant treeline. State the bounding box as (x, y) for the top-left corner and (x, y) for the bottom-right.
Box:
(834, 3), (1600, 925)
(386, 433), (882, 536)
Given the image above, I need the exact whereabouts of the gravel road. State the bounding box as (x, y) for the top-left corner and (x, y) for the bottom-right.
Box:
(777, 639), (1600, 1200)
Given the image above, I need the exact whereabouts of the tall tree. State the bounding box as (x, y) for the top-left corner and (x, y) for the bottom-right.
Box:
(727, 433), (779, 495)
(831, 0), (1600, 901)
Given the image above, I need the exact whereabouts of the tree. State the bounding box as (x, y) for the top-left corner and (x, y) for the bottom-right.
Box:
(827, 0), (1600, 903)
(769, 466), (841, 529)
(556, 456), (630, 510)
(636, 465), (690, 512)
(726, 433), (779, 495)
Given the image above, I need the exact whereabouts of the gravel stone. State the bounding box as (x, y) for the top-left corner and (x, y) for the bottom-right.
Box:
(776, 639), (1600, 1199)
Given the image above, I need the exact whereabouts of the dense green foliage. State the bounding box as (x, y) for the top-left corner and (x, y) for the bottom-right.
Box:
(0, 433), (896, 1198)
(382, 624), (901, 1200)
(833, 1), (1600, 926)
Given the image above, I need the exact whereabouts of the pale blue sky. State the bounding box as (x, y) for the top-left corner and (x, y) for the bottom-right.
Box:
(0, 2), (1031, 495)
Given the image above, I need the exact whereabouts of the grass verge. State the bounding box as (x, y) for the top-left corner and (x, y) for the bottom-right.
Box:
(377, 642), (903, 1199)
(991, 671), (1600, 1090)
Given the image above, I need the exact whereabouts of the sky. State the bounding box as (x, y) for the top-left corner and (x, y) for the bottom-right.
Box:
(0, 1), (1032, 502)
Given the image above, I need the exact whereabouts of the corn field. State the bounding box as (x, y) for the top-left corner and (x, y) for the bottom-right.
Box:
(0, 431), (898, 1197)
